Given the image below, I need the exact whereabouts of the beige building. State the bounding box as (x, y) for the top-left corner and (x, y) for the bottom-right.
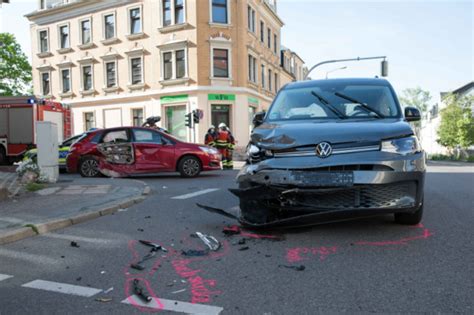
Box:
(280, 46), (307, 86)
(26, 0), (304, 147)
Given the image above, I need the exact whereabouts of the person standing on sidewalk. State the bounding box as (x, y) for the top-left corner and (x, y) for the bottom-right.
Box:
(216, 123), (235, 170)
(204, 125), (217, 147)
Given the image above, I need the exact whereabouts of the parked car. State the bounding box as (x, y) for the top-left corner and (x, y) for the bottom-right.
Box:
(23, 134), (83, 170)
(233, 78), (425, 227)
(66, 127), (221, 178)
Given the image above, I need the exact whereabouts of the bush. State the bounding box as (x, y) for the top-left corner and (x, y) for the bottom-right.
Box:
(429, 153), (474, 163)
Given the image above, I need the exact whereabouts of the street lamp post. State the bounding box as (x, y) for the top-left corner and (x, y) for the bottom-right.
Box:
(325, 66), (347, 79)
(305, 56), (387, 80)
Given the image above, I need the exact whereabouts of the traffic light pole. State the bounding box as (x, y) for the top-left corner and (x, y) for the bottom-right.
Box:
(304, 56), (387, 80)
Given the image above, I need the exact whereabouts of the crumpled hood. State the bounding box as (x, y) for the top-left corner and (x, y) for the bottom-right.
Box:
(251, 119), (414, 150)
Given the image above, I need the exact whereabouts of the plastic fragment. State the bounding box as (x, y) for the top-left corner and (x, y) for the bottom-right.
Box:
(195, 232), (221, 251)
(133, 279), (152, 303)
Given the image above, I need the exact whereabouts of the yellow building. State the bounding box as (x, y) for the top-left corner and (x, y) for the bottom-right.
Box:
(26, 0), (305, 148)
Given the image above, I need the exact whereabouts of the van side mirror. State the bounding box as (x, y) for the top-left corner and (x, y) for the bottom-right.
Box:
(253, 111), (266, 127)
(404, 107), (421, 122)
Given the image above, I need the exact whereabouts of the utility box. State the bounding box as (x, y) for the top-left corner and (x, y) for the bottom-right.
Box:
(36, 121), (59, 183)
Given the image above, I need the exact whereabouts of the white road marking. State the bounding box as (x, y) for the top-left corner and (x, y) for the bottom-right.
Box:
(41, 233), (120, 245)
(0, 217), (25, 224)
(0, 249), (61, 266)
(171, 188), (220, 200)
(122, 295), (223, 315)
(22, 280), (102, 297)
(0, 274), (13, 282)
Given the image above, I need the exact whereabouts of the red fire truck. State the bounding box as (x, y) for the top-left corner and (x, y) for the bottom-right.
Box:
(0, 97), (72, 164)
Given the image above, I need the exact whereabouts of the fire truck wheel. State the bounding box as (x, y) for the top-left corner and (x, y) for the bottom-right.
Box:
(0, 146), (7, 165)
(79, 156), (100, 178)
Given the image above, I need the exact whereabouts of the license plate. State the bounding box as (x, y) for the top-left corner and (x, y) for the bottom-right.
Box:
(292, 172), (354, 187)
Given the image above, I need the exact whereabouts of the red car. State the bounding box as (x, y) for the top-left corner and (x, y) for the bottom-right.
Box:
(66, 127), (221, 178)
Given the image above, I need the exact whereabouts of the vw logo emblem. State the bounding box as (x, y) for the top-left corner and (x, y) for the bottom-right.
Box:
(315, 142), (332, 158)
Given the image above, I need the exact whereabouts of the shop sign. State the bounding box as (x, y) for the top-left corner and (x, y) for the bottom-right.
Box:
(161, 94), (188, 104)
(208, 94), (236, 101)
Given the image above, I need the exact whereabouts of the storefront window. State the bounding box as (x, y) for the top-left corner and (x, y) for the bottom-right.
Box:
(211, 104), (230, 130)
(248, 106), (256, 135)
(165, 105), (187, 141)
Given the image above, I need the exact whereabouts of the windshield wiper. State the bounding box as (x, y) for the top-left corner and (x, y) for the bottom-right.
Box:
(311, 91), (347, 119)
(334, 92), (385, 118)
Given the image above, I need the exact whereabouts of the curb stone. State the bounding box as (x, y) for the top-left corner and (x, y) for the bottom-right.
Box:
(0, 183), (151, 246)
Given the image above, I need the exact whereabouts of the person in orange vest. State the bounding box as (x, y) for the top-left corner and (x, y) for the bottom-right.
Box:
(204, 125), (217, 147)
(216, 123), (235, 170)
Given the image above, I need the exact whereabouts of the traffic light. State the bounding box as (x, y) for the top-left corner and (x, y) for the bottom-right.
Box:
(381, 60), (388, 77)
(185, 113), (192, 128)
(193, 110), (200, 124)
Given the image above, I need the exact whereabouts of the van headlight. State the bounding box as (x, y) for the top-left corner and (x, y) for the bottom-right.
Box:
(246, 144), (273, 163)
(381, 136), (421, 155)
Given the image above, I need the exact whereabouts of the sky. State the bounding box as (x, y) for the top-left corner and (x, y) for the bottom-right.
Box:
(0, 0), (473, 105)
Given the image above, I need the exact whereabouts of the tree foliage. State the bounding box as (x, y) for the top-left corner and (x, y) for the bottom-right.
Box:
(0, 33), (32, 96)
(399, 87), (432, 113)
(437, 94), (474, 150)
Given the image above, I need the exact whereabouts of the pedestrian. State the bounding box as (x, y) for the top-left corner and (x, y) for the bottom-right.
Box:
(216, 123), (235, 170)
(204, 125), (217, 147)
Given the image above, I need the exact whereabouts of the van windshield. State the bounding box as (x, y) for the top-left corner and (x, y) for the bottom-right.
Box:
(267, 84), (401, 121)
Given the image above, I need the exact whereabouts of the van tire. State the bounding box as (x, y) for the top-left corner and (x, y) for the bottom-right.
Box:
(394, 204), (423, 225)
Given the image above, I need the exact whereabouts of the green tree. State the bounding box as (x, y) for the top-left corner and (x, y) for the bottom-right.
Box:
(437, 94), (474, 152)
(0, 33), (32, 96)
(399, 87), (432, 113)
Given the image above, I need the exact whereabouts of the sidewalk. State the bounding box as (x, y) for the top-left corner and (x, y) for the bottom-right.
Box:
(0, 174), (149, 245)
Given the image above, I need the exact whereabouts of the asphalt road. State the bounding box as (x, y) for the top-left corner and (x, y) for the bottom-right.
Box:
(0, 163), (473, 314)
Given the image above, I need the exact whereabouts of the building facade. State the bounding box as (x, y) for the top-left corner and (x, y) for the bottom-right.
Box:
(26, 0), (304, 148)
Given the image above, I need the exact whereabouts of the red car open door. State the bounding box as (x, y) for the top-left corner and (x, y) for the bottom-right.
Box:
(132, 128), (175, 172)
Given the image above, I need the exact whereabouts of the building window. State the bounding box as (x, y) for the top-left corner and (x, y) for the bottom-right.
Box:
(267, 28), (271, 49)
(84, 112), (95, 131)
(248, 5), (255, 33)
(162, 0), (185, 27)
(212, 0), (228, 24)
(61, 69), (71, 93)
(248, 55), (257, 83)
(260, 21), (264, 42)
(130, 57), (143, 85)
(268, 69), (272, 91)
(39, 30), (48, 53)
(129, 7), (142, 34)
(165, 105), (187, 141)
(261, 64), (265, 88)
(163, 0), (172, 26)
(213, 48), (228, 78)
(59, 25), (69, 49)
(81, 19), (91, 44)
(104, 14), (115, 39)
(41, 72), (50, 95)
(273, 34), (277, 54)
(274, 72), (278, 92)
(162, 49), (187, 80)
(132, 108), (144, 127)
(163, 52), (173, 80)
(175, 0), (185, 24)
(105, 61), (116, 88)
(176, 50), (186, 79)
(82, 65), (92, 91)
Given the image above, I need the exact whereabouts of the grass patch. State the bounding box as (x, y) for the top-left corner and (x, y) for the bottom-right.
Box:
(25, 182), (45, 192)
(429, 154), (474, 163)
(24, 224), (39, 234)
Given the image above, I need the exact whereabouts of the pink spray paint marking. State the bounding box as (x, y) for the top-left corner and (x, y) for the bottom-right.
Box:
(355, 227), (433, 246)
(223, 225), (282, 240)
(171, 259), (222, 304)
(286, 246), (338, 263)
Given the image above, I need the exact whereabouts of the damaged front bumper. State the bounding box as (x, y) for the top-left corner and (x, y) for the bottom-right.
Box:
(226, 152), (425, 227)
